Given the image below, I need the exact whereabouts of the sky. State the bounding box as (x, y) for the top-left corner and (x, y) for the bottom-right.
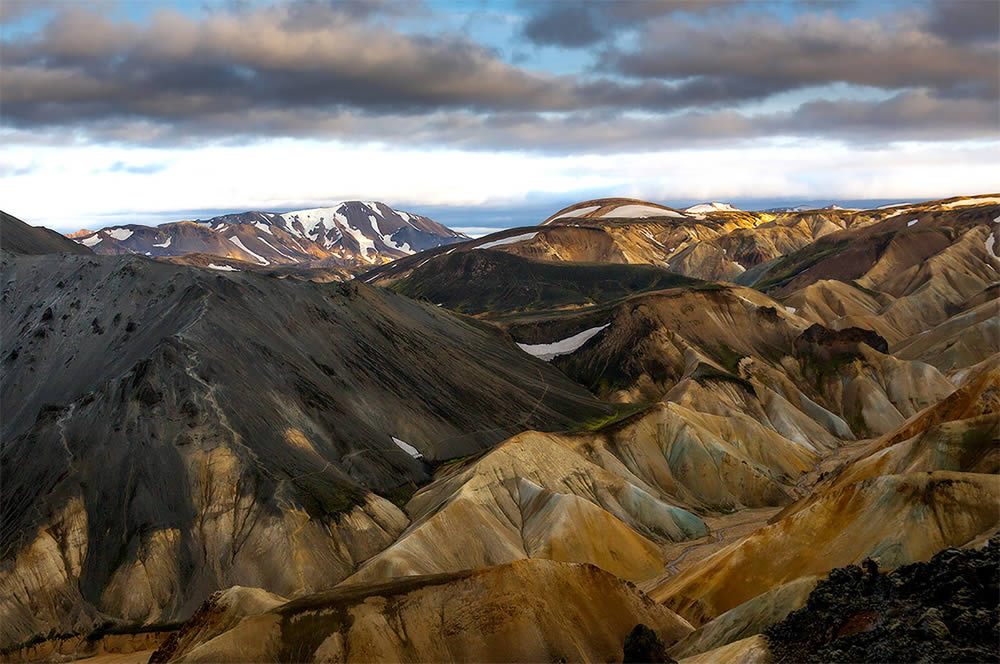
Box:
(1, 0), (998, 235)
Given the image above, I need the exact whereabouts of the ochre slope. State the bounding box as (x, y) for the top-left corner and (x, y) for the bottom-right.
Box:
(651, 472), (1000, 626)
(162, 560), (694, 664)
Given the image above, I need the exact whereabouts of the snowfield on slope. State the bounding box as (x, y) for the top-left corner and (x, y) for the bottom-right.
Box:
(517, 324), (611, 361)
(684, 202), (741, 213)
(229, 236), (269, 264)
(601, 205), (685, 219)
(943, 196), (1000, 208)
(477, 232), (538, 250)
(392, 436), (423, 459)
(107, 228), (133, 241)
(546, 205), (601, 223)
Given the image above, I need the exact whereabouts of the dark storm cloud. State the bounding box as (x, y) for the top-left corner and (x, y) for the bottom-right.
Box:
(924, 0), (1000, 43)
(603, 12), (999, 101)
(521, 4), (603, 49)
(520, 0), (736, 48)
(1, 2), (997, 150)
(0, 5), (579, 122)
(6, 87), (990, 154)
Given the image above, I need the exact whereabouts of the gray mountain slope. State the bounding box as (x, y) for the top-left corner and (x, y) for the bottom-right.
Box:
(0, 253), (612, 645)
(1, 211), (92, 256)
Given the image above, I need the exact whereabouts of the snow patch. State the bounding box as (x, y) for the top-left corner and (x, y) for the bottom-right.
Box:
(477, 232), (537, 250)
(684, 202), (740, 213)
(906, 219), (919, 227)
(392, 436), (423, 459)
(229, 236), (269, 265)
(107, 228), (133, 241)
(943, 196), (1000, 208)
(517, 324), (610, 361)
(278, 207), (337, 240)
(390, 233), (413, 253)
(370, 215), (414, 254)
(785, 306), (797, 314)
(257, 236), (294, 260)
(546, 204), (600, 223)
(207, 263), (238, 271)
(152, 237), (172, 248)
(253, 221), (273, 235)
(602, 204), (684, 219)
(80, 235), (102, 247)
(339, 215), (376, 262)
(881, 208), (913, 220)
(986, 234), (999, 261)
(641, 229), (666, 247)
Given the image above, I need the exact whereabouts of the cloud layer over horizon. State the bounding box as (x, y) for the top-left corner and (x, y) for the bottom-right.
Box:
(1, 0), (997, 231)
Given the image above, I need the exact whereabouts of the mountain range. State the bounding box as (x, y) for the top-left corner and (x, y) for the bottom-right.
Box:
(1, 192), (997, 663)
(66, 201), (467, 272)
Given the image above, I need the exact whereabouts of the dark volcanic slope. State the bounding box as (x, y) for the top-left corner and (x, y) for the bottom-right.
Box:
(765, 537), (999, 663)
(0, 253), (612, 645)
(389, 249), (701, 315)
(1, 211), (92, 256)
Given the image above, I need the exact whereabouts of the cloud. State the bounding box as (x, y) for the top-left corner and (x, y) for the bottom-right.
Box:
(924, 0), (1000, 43)
(0, 0), (59, 24)
(106, 161), (167, 174)
(0, 162), (39, 177)
(5, 87), (992, 154)
(7, 138), (999, 234)
(521, 4), (603, 48)
(520, 0), (735, 48)
(1, 2), (996, 152)
(1, 5), (577, 118)
(603, 11), (998, 101)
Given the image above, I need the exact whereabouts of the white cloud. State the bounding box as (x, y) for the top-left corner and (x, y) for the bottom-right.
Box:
(2, 137), (997, 232)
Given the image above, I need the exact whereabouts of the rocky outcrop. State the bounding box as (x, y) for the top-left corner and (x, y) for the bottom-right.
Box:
(793, 323), (888, 356)
(1, 629), (171, 663)
(764, 537), (999, 663)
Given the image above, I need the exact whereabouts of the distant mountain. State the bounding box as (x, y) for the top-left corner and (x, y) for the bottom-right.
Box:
(68, 201), (467, 269)
(365, 193), (1000, 295)
(684, 202), (741, 213)
(760, 204), (817, 213)
(761, 203), (862, 213)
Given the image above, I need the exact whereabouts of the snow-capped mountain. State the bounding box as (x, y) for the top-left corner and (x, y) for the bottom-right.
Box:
(69, 201), (467, 268)
(761, 203), (860, 213)
(683, 202), (741, 213)
(761, 204), (816, 213)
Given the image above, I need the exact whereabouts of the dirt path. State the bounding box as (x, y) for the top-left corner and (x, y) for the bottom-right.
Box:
(662, 526), (724, 577)
(642, 439), (877, 593)
(642, 506), (783, 593)
(72, 650), (155, 664)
